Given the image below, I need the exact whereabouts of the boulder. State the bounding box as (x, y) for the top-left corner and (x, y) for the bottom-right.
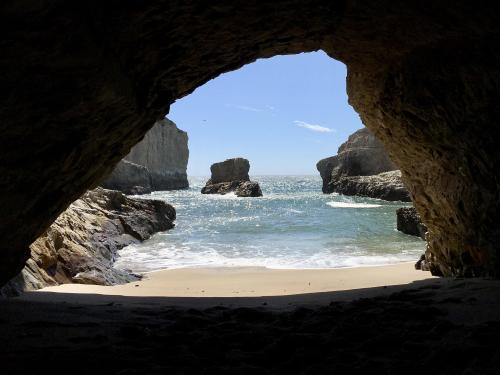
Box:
(331, 170), (411, 202)
(397, 207), (427, 239)
(0, 188), (175, 296)
(201, 158), (262, 197)
(102, 118), (189, 193)
(236, 181), (263, 197)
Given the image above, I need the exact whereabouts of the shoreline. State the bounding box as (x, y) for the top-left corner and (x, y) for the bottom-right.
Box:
(32, 262), (435, 300)
(141, 260), (418, 275)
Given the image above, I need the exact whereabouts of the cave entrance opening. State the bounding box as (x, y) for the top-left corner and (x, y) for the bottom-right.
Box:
(112, 52), (425, 277)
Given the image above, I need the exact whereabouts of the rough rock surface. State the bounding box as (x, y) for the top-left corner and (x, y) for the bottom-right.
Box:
(0, 188), (175, 296)
(201, 158), (262, 197)
(317, 128), (401, 196)
(1, 2), (500, 282)
(397, 207), (427, 239)
(331, 171), (411, 202)
(102, 119), (189, 193)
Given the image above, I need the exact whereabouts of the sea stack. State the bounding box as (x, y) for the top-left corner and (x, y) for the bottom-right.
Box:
(201, 158), (262, 197)
(102, 118), (189, 194)
(316, 127), (410, 201)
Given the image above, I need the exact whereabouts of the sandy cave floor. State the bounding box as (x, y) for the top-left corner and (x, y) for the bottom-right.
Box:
(2, 275), (500, 374)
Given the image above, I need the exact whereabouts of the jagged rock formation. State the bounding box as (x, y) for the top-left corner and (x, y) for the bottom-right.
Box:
(397, 207), (427, 239)
(317, 128), (409, 201)
(101, 119), (189, 194)
(201, 158), (263, 197)
(0, 188), (175, 296)
(1, 2), (500, 281)
(331, 171), (411, 202)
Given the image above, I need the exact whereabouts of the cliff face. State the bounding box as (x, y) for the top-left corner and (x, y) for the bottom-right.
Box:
(102, 119), (189, 193)
(0, 188), (175, 296)
(333, 128), (398, 179)
(317, 128), (408, 200)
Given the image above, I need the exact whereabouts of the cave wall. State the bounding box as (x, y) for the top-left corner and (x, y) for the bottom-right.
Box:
(1, 0), (499, 283)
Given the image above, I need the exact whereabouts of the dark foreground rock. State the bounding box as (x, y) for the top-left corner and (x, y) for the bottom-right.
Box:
(331, 170), (411, 202)
(202, 158), (262, 197)
(1, 188), (175, 296)
(4, 279), (500, 374)
(397, 207), (427, 239)
(102, 119), (189, 194)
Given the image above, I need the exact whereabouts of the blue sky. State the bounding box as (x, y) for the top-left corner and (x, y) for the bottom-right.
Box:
(168, 51), (364, 176)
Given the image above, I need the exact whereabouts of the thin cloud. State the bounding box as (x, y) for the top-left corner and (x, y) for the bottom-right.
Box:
(265, 105), (276, 111)
(227, 104), (262, 112)
(294, 120), (335, 133)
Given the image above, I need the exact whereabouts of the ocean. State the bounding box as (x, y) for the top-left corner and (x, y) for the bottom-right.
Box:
(114, 176), (425, 272)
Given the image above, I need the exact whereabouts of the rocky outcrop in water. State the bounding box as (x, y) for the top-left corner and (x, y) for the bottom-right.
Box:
(397, 207), (427, 239)
(317, 128), (410, 201)
(331, 171), (411, 202)
(102, 119), (189, 194)
(316, 156), (339, 194)
(0, 188), (175, 296)
(201, 158), (262, 197)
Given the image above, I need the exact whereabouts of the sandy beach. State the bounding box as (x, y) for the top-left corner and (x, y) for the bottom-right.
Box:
(36, 262), (434, 299)
(5, 264), (500, 373)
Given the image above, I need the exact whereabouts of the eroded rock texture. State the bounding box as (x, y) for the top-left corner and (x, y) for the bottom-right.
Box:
(0, 188), (175, 296)
(397, 207), (427, 240)
(101, 118), (189, 194)
(1, 1), (500, 281)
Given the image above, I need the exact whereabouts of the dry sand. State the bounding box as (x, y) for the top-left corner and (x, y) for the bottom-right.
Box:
(37, 262), (434, 298)
(5, 264), (500, 373)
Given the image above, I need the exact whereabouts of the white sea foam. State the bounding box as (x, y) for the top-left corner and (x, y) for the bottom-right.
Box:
(115, 243), (419, 273)
(116, 176), (424, 273)
(326, 201), (382, 208)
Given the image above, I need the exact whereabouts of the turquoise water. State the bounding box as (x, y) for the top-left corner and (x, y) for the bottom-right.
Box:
(115, 176), (425, 272)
